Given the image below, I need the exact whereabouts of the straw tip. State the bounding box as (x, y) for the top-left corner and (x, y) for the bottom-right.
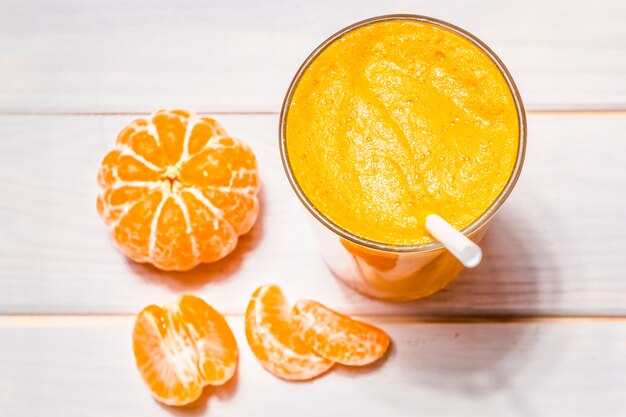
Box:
(461, 245), (482, 268)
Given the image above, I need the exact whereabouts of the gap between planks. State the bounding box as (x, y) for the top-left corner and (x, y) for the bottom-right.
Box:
(2, 314), (626, 327)
(1, 109), (626, 117)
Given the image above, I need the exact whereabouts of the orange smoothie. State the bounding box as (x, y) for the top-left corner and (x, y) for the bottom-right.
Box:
(284, 19), (519, 246)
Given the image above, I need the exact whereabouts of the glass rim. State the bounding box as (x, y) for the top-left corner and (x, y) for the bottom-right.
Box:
(279, 14), (527, 254)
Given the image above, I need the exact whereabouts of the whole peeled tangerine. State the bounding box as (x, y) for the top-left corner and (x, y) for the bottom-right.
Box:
(96, 109), (260, 271)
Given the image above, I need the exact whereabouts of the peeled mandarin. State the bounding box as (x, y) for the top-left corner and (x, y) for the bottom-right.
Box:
(97, 109), (260, 271)
(245, 285), (334, 380)
(132, 295), (237, 406)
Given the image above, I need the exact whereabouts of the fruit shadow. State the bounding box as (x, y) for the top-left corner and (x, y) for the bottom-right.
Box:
(127, 188), (267, 291)
(156, 369), (240, 416)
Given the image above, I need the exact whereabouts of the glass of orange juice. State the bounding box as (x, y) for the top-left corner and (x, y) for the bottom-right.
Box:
(280, 15), (526, 300)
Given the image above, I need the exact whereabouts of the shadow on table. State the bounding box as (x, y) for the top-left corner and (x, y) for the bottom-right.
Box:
(330, 198), (565, 414)
(126, 188), (267, 291)
(390, 201), (564, 414)
(407, 201), (562, 317)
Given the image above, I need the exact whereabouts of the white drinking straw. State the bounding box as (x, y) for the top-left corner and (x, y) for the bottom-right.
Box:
(425, 214), (482, 268)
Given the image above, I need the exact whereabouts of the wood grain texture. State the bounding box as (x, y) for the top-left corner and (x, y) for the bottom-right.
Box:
(0, 316), (624, 416)
(0, 113), (625, 315)
(1, 0), (625, 113)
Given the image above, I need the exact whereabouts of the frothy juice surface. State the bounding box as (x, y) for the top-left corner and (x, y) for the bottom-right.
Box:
(285, 20), (519, 246)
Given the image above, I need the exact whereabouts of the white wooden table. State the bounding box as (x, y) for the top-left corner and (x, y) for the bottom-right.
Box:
(1, 1), (625, 415)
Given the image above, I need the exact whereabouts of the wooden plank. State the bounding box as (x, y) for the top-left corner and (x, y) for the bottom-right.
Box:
(1, 0), (625, 113)
(0, 113), (625, 315)
(0, 317), (625, 416)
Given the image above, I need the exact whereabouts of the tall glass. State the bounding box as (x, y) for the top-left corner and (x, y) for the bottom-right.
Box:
(279, 15), (527, 301)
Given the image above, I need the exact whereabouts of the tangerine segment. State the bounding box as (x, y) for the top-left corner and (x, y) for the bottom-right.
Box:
(132, 304), (204, 406)
(292, 300), (390, 366)
(179, 136), (258, 191)
(97, 183), (157, 226)
(188, 117), (228, 155)
(176, 295), (239, 386)
(116, 119), (166, 168)
(112, 190), (164, 262)
(96, 109), (260, 271)
(199, 188), (259, 235)
(150, 196), (197, 271)
(152, 110), (188, 165)
(180, 189), (238, 263)
(132, 295), (238, 406)
(245, 285), (334, 380)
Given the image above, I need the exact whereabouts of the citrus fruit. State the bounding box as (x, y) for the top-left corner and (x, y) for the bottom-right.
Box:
(245, 285), (334, 380)
(97, 109), (260, 271)
(132, 295), (238, 406)
(292, 299), (390, 366)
